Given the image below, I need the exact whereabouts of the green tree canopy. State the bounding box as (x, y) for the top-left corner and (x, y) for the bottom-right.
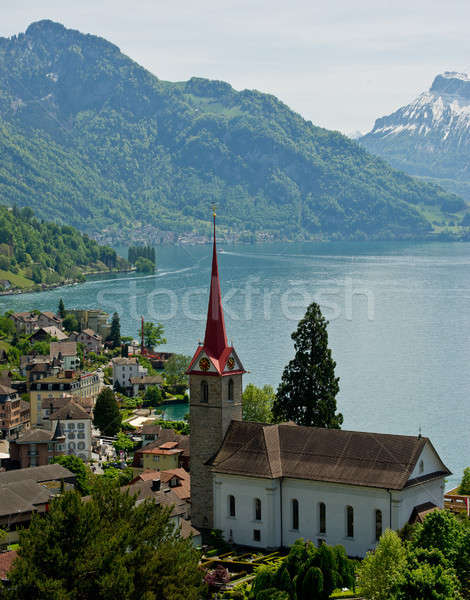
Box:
(51, 454), (92, 496)
(272, 302), (343, 428)
(93, 388), (121, 436)
(242, 383), (275, 423)
(113, 432), (135, 454)
(58, 298), (65, 319)
(108, 312), (121, 348)
(62, 313), (79, 334)
(458, 467), (470, 495)
(1, 480), (205, 599)
(164, 354), (191, 386)
(143, 385), (163, 407)
(141, 321), (166, 350)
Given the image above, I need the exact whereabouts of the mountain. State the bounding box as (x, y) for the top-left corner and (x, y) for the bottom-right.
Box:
(0, 21), (464, 243)
(360, 72), (470, 204)
(0, 205), (126, 291)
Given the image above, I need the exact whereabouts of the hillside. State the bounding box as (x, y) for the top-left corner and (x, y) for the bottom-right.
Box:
(360, 72), (470, 205)
(0, 21), (465, 242)
(0, 205), (127, 292)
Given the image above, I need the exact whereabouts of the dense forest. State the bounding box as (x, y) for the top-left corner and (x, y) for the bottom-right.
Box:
(0, 205), (127, 289)
(0, 20), (465, 243)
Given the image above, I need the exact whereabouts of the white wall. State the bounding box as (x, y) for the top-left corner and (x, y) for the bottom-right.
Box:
(214, 472), (446, 557)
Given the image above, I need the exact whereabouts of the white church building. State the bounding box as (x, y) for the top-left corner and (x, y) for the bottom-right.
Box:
(188, 213), (450, 557)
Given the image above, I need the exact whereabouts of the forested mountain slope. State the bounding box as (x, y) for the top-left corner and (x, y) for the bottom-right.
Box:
(0, 21), (464, 242)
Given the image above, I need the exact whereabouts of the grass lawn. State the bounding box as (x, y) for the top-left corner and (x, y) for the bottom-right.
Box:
(0, 269), (34, 289)
(331, 588), (363, 598)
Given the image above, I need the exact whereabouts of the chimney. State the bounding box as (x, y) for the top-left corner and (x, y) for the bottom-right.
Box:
(151, 479), (161, 492)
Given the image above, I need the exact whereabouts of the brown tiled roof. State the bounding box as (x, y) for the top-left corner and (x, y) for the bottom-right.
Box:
(129, 375), (163, 385)
(15, 428), (53, 443)
(0, 464), (75, 485)
(0, 384), (17, 396)
(50, 341), (77, 358)
(122, 481), (187, 517)
(210, 422), (451, 491)
(180, 519), (200, 539)
(0, 551), (17, 580)
(134, 430), (190, 466)
(409, 502), (439, 524)
(49, 400), (91, 421)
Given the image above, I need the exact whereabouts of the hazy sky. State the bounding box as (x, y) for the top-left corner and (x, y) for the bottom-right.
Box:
(2, 0), (470, 134)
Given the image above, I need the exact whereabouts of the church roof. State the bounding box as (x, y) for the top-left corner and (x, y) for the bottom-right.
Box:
(210, 421), (451, 491)
(187, 213), (245, 376)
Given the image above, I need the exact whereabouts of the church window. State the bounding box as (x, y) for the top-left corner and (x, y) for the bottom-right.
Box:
(253, 529), (261, 542)
(375, 510), (382, 541)
(229, 495), (236, 517)
(346, 506), (354, 538)
(292, 499), (299, 530)
(319, 502), (326, 534)
(419, 459), (424, 474)
(254, 498), (262, 521)
(201, 381), (209, 403)
(228, 379), (234, 402)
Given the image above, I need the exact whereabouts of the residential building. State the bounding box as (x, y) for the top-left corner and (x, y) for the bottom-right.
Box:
(112, 357), (147, 392)
(37, 312), (63, 330)
(139, 441), (184, 472)
(68, 329), (103, 353)
(30, 371), (100, 427)
(131, 468), (190, 501)
(187, 217), (450, 556)
(134, 428), (190, 469)
(129, 374), (163, 397)
(41, 394), (93, 426)
(9, 423), (66, 468)
(50, 399), (92, 461)
(0, 385), (30, 440)
(29, 326), (67, 343)
(50, 341), (80, 371)
(0, 551), (17, 583)
(66, 309), (111, 339)
(10, 312), (38, 335)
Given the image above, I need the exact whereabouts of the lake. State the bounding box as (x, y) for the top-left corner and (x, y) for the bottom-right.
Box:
(3, 240), (470, 488)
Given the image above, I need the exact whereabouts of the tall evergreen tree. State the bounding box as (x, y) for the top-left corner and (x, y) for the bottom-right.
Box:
(93, 388), (121, 436)
(108, 312), (121, 348)
(272, 302), (343, 428)
(58, 298), (66, 319)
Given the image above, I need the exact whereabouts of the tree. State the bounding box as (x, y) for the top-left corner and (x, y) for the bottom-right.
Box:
(358, 529), (407, 600)
(113, 432), (135, 454)
(242, 383), (275, 422)
(272, 302), (343, 428)
(135, 256), (155, 273)
(143, 385), (163, 407)
(1, 480), (205, 599)
(58, 298), (66, 319)
(51, 455), (92, 496)
(141, 321), (166, 349)
(164, 354), (191, 386)
(412, 510), (464, 566)
(62, 313), (79, 333)
(93, 388), (121, 436)
(458, 467), (470, 494)
(108, 312), (121, 348)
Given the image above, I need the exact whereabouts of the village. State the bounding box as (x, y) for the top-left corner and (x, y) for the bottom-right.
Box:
(0, 220), (469, 599)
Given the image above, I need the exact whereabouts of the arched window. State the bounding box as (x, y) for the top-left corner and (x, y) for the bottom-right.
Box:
(375, 509), (382, 541)
(229, 495), (236, 517)
(201, 380), (209, 403)
(319, 502), (326, 534)
(254, 498), (262, 521)
(68, 442), (75, 451)
(292, 499), (299, 530)
(346, 506), (354, 538)
(228, 378), (234, 402)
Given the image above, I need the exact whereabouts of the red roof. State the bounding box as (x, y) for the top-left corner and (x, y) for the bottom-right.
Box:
(159, 441), (179, 449)
(187, 214), (245, 376)
(0, 550), (17, 580)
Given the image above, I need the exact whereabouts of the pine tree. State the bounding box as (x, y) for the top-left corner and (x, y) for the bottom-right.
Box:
(272, 302), (343, 428)
(58, 298), (66, 319)
(108, 312), (121, 348)
(93, 388), (121, 436)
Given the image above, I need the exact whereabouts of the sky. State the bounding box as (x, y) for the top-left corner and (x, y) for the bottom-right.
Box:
(2, 0), (470, 134)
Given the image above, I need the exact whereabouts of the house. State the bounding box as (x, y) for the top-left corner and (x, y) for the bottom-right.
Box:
(29, 371), (100, 427)
(29, 326), (68, 344)
(0, 550), (17, 582)
(186, 217), (450, 556)
(37, 312), (63, 330)
(112, 357), (147, 393)
(0, 464), (75, 544)
(68, 329), (103, 353)
(0, 279), (11, 291)
(129, 374), (163, 397)
(132, 468), (190, 501)
(25, 360), (60, 389)
(134, 429), (190, 469)
(10, 312), (38, 335)
(8, 423), (66, 469)
(66, 309), (111, 339)
(50, 399), (92, 461)
(41, 394), (93, 426)
(50, 341), (80, 371)
(0, 385), (30, 440)
(139, 441), (184, 472)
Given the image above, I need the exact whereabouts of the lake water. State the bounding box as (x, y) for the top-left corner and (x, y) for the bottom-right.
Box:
(3, 241), (470, 488)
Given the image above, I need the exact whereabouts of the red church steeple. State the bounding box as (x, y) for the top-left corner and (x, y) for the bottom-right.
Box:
(187, 209), (244, 376)
(203, 211), (228, 358)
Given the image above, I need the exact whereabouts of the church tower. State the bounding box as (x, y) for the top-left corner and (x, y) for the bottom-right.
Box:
(188, 211), (245, 531)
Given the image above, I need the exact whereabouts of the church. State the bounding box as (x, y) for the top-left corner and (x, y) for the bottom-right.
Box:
(188, 215), (450, 557)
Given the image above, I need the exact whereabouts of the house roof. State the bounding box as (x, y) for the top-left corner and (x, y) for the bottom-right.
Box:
(33, 326), (67, 340)
(210, 421), (451, 491)
(0, 384), (17, 396)
(112, 357), (138, 366)
(129, 375), (163, 385)
(135, 429), (190, 459)
(122, 481), (187, 517)
(14, 428), (53, 444)
(40, 311), (61, 322)
(180, 519), (200, 539)
(0, 550), (17, 581)
(50, 341), (77, 358)
(409, 502), (439, 524)
(2, 480), (51, 506)
(49, 400), (91, 421)
(0, 464), (74, 485)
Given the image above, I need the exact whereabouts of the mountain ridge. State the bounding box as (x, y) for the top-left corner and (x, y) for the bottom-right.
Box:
(0, 20), (465, 243)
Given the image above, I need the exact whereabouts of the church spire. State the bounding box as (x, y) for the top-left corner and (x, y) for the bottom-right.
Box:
(203, 209), (228, 358)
